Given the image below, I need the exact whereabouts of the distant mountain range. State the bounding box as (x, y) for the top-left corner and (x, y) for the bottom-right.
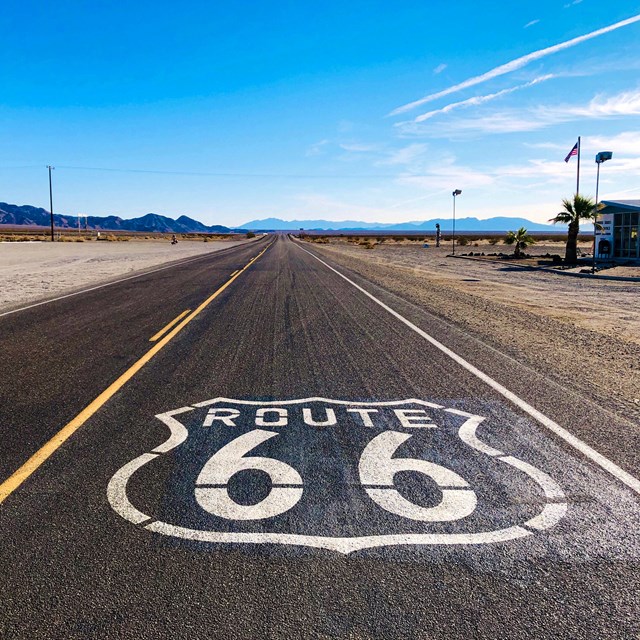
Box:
(239, 216), (559, 232)
(0, 202), (232, 234)
(1, 202), (561, 234)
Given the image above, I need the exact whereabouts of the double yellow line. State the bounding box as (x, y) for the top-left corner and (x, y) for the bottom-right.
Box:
(0, 243), (271, 504)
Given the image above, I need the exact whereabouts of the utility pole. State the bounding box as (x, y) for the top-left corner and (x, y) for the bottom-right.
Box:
(47, 165), (55, 242)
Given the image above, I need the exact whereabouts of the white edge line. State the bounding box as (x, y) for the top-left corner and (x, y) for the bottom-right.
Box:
(295, 243), (640, 496)
(0, 240), (258, 319)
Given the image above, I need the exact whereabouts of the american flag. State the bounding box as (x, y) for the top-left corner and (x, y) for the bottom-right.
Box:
(564, 141), (579, 163)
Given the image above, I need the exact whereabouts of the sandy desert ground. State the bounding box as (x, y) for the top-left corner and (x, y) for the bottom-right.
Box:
(0, 238), (248, 311)
(307, 237), (640, 423)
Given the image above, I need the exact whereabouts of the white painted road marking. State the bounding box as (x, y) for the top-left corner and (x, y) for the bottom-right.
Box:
(295, 243), (640, 496)
(107, 398), (568, 554)
(359, 430), (477, 522)
(196, 429), (304, 521)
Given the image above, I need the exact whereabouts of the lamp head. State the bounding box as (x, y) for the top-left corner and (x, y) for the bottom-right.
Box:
(452, 189), (462, 196)
(596, 151), (613, 164)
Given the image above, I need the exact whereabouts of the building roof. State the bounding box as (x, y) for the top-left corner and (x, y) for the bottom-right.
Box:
(600, 200), (640, 211)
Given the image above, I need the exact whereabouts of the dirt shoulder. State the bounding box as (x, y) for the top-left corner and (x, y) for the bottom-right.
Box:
(0, 238), (250, 311)
(306, 239), (640, 422)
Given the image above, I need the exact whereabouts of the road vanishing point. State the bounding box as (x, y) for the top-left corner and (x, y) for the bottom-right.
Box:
(1, 234), (638, 639)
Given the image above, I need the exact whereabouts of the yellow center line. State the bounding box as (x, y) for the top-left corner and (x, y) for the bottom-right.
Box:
(0, 242), (272, 504)
(230, 270), (239, 277)
(149, 309), (191, 342)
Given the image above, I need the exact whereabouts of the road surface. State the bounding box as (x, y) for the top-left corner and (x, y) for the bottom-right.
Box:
(1, 234), (638, 639)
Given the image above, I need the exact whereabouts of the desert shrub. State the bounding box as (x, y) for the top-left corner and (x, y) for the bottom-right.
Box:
(9, 235), (42, 242)
(246, 232), (256, 239)
(488, 237), (499, 245)
(457, 236), (469, 246)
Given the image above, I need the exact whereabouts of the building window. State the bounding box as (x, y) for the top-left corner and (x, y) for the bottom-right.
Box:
(614, 215), (640, 258)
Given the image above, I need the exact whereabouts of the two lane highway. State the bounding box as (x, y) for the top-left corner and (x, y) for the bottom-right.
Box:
(1, 234), (638, 639)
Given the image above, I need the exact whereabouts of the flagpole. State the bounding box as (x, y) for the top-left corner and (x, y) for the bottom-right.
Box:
(576, 136), (581, 195)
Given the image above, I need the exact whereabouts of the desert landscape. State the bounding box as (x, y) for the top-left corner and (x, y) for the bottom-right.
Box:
(0, 234), (251, 311)
(302, 234), (640, 423)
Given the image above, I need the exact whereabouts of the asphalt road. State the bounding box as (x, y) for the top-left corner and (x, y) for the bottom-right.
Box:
(1, 234), (638, 639)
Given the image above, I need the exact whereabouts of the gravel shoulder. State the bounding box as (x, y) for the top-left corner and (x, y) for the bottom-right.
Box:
(0, 238), (250, 311)
(307, 239), (640, 423)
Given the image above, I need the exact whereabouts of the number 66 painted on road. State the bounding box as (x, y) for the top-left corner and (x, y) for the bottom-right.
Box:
(195, 429), (477, 522)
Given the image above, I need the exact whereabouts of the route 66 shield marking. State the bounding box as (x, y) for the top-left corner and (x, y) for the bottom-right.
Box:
(107, 398), (567, 554)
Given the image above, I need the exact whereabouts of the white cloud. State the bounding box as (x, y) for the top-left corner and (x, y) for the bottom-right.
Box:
(397, 89), (640, 137)
(536, 89), (640, 120)
(410, 75), (553, 123)
(305, 139), (330, 157)
(397, 112), (547, 137)
(389, 189), (450, 209)
(339, 142), (379, 152)
(564, 0), (583, 7)
(289, 192), (408, 222)
(381, 143), (429, 165)
(396, 157), (496, 189)
(524, 19), (540, 28)
(389, 13), (640, 116)
(433, 63), (447, 74)
(586, 131), (640, 155)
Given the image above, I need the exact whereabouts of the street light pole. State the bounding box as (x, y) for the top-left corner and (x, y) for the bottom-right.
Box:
(47, 165), (55, 242)
(452, 189), (462, 255)
(592, 151), (612, 274)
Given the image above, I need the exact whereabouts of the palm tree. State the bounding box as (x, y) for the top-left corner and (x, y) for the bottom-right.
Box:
(549, 194), (596, 263)
(504, 227), (534, 258)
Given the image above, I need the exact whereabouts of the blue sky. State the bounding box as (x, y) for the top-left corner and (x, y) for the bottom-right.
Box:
(1, 0), (639, 226)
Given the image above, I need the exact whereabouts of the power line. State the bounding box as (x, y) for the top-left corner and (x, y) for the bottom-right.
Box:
(57, 165), (399, 179)
(0, 164), (402, 180)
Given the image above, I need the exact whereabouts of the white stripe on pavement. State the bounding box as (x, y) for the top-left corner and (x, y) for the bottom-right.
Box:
(295, 243), (640, 496)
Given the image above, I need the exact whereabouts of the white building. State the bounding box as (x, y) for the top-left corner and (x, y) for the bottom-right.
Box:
(596, 200), (640, 261)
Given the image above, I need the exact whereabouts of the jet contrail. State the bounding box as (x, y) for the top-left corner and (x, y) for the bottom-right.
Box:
(390, 13), (640, 116)
(413, 75), (553, 123)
